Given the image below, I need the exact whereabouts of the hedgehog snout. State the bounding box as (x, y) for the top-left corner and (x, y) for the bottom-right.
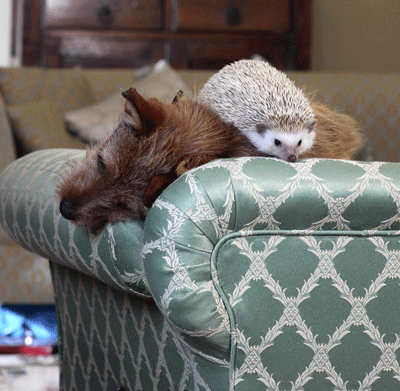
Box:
(287, 155), (297, 163)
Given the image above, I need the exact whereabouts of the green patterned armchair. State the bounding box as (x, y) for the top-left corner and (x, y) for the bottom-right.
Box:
(1, 147), (400, 390)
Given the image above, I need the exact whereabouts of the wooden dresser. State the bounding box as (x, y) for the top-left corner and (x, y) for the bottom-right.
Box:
(20, 0), (312, 70)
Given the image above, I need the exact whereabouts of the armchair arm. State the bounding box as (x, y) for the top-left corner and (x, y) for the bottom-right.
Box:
(0, 149), (149, 296)
(3, 151), (400, 386)
(143, 157), (400, 365)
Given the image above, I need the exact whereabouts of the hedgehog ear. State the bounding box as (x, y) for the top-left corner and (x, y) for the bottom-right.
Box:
(306, 120), (317, 133)
(122, 88), (165, 137)
(256, 122), (274, 135)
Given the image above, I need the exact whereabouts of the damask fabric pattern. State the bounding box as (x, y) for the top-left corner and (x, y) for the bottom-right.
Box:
(0, 149), (230, 390)
(2, 148), (400, 390)
(143, 157), (400, 390)
(0, 149), (148, 297)
(215, 233), (400, 391)
(51, 262), (228, 391)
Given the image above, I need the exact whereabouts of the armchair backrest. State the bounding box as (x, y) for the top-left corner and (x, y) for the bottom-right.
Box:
(287, 72), (400, 163)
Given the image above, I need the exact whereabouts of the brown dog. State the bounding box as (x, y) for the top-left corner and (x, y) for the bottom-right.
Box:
(57, 88), (364, 229)
(301, 100), (364, 160)
(57, 88), (263, 228)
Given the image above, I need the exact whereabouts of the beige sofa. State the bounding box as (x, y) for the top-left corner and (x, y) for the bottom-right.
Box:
(1, 61), (399, 305)
(0, 62), (214, 304)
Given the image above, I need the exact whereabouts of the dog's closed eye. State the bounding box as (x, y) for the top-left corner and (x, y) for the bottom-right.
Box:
(98, 154), (106, 173)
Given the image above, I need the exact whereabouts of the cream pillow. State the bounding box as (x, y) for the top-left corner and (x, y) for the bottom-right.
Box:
(64, 60), (191, 144)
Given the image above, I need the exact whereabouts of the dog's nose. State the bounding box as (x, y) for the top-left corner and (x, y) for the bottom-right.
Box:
(287, 154), (297, 163)
(60, 198), (77, 220)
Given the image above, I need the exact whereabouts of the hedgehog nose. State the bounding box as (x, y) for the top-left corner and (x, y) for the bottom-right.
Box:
(60, 198), (77, 221)
(287, 154), (297, 163)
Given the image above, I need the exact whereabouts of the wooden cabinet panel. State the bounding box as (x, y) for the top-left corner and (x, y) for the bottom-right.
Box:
(43, 32), (165, 68)
(44, 0), (163, 30)
(169, 0), (290, 32)
(18, 0), (312, 70)
(169, 35), (289, 69)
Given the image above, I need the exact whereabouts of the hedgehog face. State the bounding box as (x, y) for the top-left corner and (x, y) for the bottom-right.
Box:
(248, 122), (316, 162)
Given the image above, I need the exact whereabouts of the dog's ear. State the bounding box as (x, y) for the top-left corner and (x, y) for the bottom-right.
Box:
(122, 88), (165, 137)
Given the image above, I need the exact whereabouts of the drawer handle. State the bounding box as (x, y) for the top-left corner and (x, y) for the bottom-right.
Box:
(226, 4), (242, 27)
(97, 5), (114, 26)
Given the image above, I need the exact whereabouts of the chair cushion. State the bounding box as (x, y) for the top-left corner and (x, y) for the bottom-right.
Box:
(0, 95), (54, 303)
(0, 94), (16, 172)
(7, 99), (83, 154)
(0, 238), (54, 303)
(0, 67), (94, 108)
(0, 67), (92, 154)
(0, 93), (17, 247)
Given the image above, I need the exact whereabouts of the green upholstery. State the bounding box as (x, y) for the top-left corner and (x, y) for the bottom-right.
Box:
(1, 148), (400, 390)
(144, 158), (400, 390)
(3, 66), (400, 304)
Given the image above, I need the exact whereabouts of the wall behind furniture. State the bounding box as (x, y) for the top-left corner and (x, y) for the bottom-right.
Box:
(2, 0), (400, 72)
(312, 0), (400, 72)
(0, 0), (13, 67)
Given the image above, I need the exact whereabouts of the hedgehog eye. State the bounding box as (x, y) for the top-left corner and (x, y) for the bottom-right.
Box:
(274, 139), (281, 146)
(98, 154), (106, 173)
(298, 140), (302, 146)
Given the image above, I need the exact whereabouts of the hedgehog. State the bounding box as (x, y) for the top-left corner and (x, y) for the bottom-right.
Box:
(199, 59), (364, 161)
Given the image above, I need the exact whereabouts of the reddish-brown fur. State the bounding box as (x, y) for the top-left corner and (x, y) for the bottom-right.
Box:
(57, 88), (263, 228)
(57, 88), (364, 229)
(303, 100), (365, 159)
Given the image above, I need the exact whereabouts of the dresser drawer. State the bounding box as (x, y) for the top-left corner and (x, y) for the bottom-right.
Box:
(43, 31), (165, 68)
(22, 0), (312, 70)
(169, 0), (290, 32)
(169, 35), (288, 69)
(44, 0), (163, 30)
